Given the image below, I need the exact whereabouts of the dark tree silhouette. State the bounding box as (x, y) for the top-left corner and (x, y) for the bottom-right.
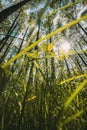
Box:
(0, 0), (31, 23)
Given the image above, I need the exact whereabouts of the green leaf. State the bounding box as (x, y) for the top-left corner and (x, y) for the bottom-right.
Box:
(46, 52), (55, 58)
(26, 52), (32, 57)
(48, 43), (54, 51)
(64, 79), (87, 109)
(41, 43), (48, 52)
(31, 50), (38, 58)
(26, 50), (38, 58)
(34, 61), (39, 68)
(27, 96), (36, 101)
(18, 101), (22, 111)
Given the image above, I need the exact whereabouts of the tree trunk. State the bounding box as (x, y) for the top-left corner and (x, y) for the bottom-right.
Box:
(0, 67), (7, 95)
(0, 29), (18, 64)
(0, 0), (31, 23)
(18, 63), (34, 130)
(0, 22), (18, 54)
(0, 10), (20, 52)
(68, 14), (87, 36)
(11, 26), (29, 72)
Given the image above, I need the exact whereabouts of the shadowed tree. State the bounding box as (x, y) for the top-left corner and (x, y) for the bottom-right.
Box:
(0, 0), (32, 23)
(0, 67), (8, 95)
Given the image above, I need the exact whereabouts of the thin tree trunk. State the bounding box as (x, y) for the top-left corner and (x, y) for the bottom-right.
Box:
(0, 10), (21, 46)
(0, 10), (20, 52)
(11, 26), (29, 72)
(0, 0), (31, 23)
(0, 22), (18, 53)
(64, 58), (71, 77)
(74, 48), (87, 66)
(75, 25), (87, 45)
(48, 17), (55, 82)
(75, 57), (83, 73)
(18, 63), (34, 130)
(0, 67), (7, 95)
(69, 14), (87, 36)
(0, 30), (18, 64)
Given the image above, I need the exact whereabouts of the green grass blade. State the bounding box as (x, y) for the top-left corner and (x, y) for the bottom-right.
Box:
(42, 0), (82, 19)
(59, 73), (87, 85)
(63, 109), (83, 125)
(64, 79), (87, 109)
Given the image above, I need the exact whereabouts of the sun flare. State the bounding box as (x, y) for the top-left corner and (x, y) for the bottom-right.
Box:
(59, 39), (71, 54)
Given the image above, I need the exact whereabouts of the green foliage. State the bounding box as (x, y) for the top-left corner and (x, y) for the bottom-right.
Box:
(64, 79), (87, 109)
(0, 0), (87, 130)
